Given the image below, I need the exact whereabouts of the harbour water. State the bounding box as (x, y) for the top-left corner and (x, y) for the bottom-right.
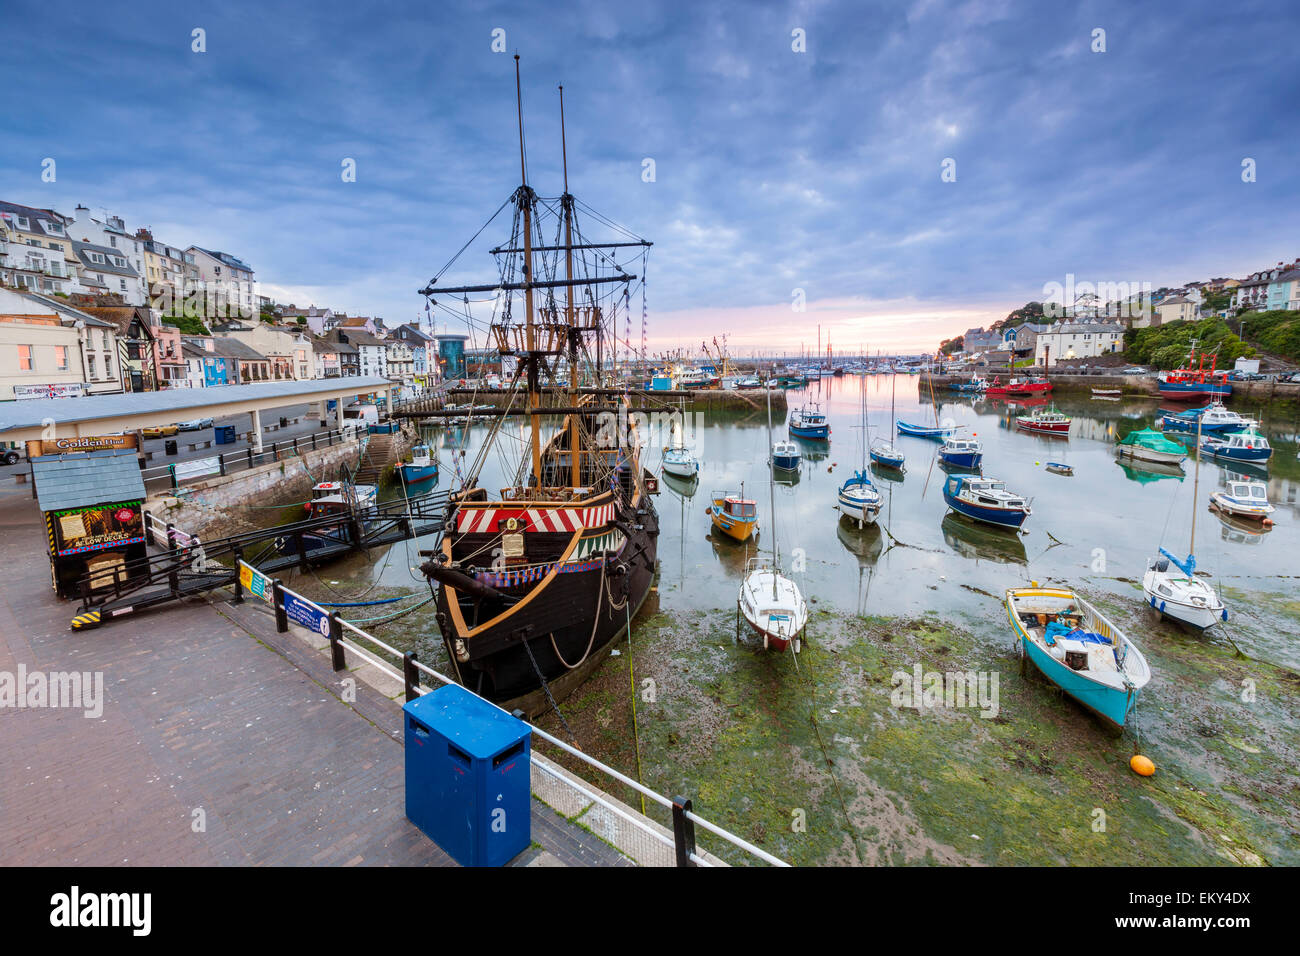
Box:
(293, 376), (1300, 866)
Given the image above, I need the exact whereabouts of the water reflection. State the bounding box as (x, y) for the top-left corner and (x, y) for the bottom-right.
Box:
(1115, 459), (1185, 484)
(941, 513), (1029, 566)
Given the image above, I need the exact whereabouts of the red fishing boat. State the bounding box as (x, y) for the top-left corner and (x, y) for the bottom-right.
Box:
(1016, 406), (1072, 435)
(1157, 344), (1232, 401)
(985, 375), (1052, 397)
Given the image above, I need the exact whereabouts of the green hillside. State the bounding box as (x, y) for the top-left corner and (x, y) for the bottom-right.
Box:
(1124, 318), (1254, 370)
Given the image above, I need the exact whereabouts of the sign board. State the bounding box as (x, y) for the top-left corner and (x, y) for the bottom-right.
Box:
(283, 593), (331, 637)
(173, 456), (222, 482)
(26, 433), (139, 458)
(14, 383), (85, 401)
(51, 500), (145, 556)
(238, 561), (273, 603)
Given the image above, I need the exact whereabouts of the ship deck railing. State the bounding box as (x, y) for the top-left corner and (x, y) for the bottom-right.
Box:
(261, 574), (788, 868)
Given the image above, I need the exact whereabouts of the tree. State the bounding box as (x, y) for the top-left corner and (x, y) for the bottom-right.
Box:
(938, 336), (964, 355)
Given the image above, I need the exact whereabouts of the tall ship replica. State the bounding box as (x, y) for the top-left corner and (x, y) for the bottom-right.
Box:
(418, 60), (661, 714)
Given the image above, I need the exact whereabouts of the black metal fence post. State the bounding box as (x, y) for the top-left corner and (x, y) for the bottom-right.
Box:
(328, 613), (346, 671)
(272, 579), (287, 632)
(169, 464), (178, 490)
(246, 447), (253, 469)
(232, 547), (245, 604)
(672, 795), (697, 867)
(218, 453), (227, 477)
(403, 651), (419, 703)
(165, 522), (175, 553)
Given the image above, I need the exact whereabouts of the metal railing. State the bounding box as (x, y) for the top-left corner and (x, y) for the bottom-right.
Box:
(139, 424), (363, 493)
(246, 568), (788, 868)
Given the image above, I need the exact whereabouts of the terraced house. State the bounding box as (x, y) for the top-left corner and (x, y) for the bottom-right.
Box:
(71, 241), (145, 305)
(0, 200), (76, 295)
(67, 205), (149, 305)
(0, 288), (124, 398)
(1033, 320), (1125, 366)
(187, 246), (256, 317)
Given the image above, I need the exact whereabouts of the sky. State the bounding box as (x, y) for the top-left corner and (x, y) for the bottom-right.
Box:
(3, 0), (1298, 355)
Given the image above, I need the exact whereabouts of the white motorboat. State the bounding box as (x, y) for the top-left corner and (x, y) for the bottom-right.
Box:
(1209, 479), (1275, 521)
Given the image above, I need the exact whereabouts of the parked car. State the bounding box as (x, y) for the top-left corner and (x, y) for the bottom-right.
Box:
(1, 448), (22, 466)
(1121, 366), (1147, 375)
(142, 424), (180, 438)
(177, 418), (215, 431)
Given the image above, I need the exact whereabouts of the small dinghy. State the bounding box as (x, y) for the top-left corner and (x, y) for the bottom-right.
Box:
(1209, 479), (1275, 521)
(708, 490), (757, 542)
(1045, 462), (1073, 476)
(1005, 584), (1151, 730)
(897, 420), (953, 439)
(395, 443), (439, 488)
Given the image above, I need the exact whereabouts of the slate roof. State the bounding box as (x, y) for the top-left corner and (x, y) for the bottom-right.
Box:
(190, 247), (254, 273)
(0, 200), (69, 239)
(33, 449), (147, 513)
(208, 337), (267, 361)
(73, 241), (140, 278)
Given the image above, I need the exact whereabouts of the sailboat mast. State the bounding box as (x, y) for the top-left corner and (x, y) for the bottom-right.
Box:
(515, 56), (542, 485)
(1190, 411), (1202, 557)
(559, 84), (581, 488)
(766, 387), (779, 594)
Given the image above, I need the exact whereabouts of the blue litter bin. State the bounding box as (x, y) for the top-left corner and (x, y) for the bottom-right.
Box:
(214, 425), (237, 445)
(403, 684), (531, 867)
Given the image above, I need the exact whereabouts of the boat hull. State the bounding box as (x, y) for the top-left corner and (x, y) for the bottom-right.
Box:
(1116, 445), (1186, 466)
(396, 463), (439, 483)
(709, 507), (757, 541)
(939, 450), (983, 469)
(1201, 442), (1272, 464)
(434, 519), (660, 714)
(1141, 581), (1227, 630)
(943, 487), (1029, 529)
(789, 423), (829, 439)
(1158, 381), (1232, 401)
(772, 453), (800, 471)
(896, 420), (951, 439)
(662, 458), (700, 478)
(1016, 419), (1070, 435)
(870, 448), (905, 469)
(1020, 631), (1136, 730)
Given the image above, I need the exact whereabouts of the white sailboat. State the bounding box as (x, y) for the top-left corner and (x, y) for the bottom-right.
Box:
(870, 370), (906, 470)
(1142, 414), (1228, 630)
(739, 391), (810, 652)
(661, 417), (700, 479)
(838, 377), (881, 526)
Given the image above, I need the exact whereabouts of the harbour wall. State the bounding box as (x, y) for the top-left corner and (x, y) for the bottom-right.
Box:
(144, 438), (367, 539)
(921, 373), (1300, 403)
(424, 388), (789, 414)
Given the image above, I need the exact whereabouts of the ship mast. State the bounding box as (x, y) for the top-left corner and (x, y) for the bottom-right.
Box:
(515, 55), (543, 485)
(560, 85), (582, 488)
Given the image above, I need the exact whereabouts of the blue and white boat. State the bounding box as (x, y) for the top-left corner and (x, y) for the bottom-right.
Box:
(942, 475), (1031, 529)
(1005, 585), (1152, 730)
(1209, 479), (1274, 521)
(939, 437), (983, 470)
(870, 372), (906, 470)
(394, 443), (438, 488)
(1160, 401), (1257, 434)
(1200, 429), (1272, 464)
(837, 470), (881, 527)
(870, 439), (906, 470)
(789, 404), (830, 440)
(771, 439), (800, 471)
(897, 420), (954, 439)
(662, 445), (700, 478)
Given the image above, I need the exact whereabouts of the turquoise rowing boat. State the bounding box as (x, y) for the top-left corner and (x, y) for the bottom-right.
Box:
(1005, 584), (1151, 731)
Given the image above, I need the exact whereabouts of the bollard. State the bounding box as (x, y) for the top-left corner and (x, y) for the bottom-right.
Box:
(232, 548), (245, 604)
(272, 580), (288, 632)
(672, 795), (697, 867)
(403, 651), (419, 703)
(328, 613), (346, 671)
(218, 453), (227, 477)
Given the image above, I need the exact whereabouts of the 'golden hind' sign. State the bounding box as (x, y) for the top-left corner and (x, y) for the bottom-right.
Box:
(26, 434), (140, 457)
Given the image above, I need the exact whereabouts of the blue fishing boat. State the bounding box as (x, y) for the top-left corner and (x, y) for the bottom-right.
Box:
(789, 403), (829, 440)
(897, 420), (954, 439)
(394, 443), (438, 488)
(771, 439), (800, 471)
(938, 437), (983, 470)
(1200, 429), (1272, 464)
(1005, 585), (1151, 730)
(870, 440), (906, 470)
(1160, 401), (1256, 434)
(942, 474), (1031, 529)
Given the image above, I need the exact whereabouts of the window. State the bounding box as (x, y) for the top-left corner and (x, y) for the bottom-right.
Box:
(49, 241), (60, 250)
(55, 345), (68, 370)
(105, 353), (114, 376)
(120, 279), (127, 291)
(88, 354), (97, 377)
(18, 345), (33, 370)
(110, 236), (117, 247)
(45, 221), (63, 235)
(15, 216), (29, 229)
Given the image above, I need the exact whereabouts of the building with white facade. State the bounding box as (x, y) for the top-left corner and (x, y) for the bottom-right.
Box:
(1033, 320), (1125, 366)
(187, 246), (256, 318)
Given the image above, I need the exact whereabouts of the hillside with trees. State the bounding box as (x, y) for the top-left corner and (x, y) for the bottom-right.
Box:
(1240, 310), (1300, 362)
(1124, 318), (1254, 370)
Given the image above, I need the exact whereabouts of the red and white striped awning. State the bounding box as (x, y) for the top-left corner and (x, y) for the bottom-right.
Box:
(456, 502), (616, 534)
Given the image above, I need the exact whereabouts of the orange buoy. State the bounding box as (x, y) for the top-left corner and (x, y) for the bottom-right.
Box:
(1130, 754), (1155, 777)
(1263, 518), (1274, 528)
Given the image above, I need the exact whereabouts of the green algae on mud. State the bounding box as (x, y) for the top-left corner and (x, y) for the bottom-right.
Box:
(533, 593), (1300, 867)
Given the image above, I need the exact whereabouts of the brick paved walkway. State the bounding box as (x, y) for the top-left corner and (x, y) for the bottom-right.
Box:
(0, 486), (630, 866)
